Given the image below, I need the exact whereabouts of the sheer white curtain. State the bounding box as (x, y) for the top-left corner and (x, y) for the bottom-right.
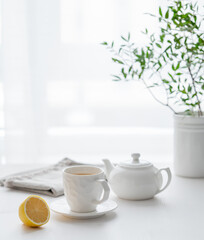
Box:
(2, 0), (60, 163)
(1, 0), (173, 164)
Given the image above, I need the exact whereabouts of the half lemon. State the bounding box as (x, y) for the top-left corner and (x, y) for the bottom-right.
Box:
(19, 195), (50, 227)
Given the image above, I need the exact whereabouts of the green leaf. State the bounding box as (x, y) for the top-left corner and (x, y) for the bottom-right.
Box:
(165, 10), (169, 19)
(128, 66), (133, 73)
(121, 68), (127, 78)
(175, 62), (180, 70)
(188, 85), (192, 92)
(121, 35), (128, 42)
(150, 34), (155, 42)
(162, 79), (169, 84)
(156, 61), (162, 71)
(168, 72), (177, 82)
(131, 71), (135, 79)
(112, 75), (121, 81)
(101, 42), (108, 45)
(112, 58), (124, 64)
(156, 43), (162, 48)
(166, 51), (169, 58)
(167, 23), (171, 29)
(180, 88), (187, 94)
(144, 13), (156, 18)
(192, 93), (197, 98)
(160, 34), (165, 43)
(159, 7), (162, 17)
(162, 55), (166, 62)
(169, 85), (174, 94)
(168, 73), (173, 79)
(181, 97), (188, 102)
(201, 84), (204, 90)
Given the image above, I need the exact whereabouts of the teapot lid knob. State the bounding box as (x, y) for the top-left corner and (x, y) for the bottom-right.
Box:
(131, 153), (140, 163)
(119, 153), (152, 168)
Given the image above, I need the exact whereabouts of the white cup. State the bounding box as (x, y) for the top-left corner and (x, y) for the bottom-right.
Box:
(63, 165), (110, 213)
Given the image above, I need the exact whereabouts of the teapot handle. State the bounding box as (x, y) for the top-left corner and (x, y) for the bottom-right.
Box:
(156, 168), (172, 194)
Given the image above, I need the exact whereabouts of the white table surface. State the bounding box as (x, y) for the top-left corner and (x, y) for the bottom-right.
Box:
(1, 164), (204, 240)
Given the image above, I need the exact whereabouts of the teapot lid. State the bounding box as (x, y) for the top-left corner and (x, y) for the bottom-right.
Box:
(119, 153), (152, 168)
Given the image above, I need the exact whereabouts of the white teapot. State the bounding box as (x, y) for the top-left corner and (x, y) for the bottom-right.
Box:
(103, 153), (172, 200)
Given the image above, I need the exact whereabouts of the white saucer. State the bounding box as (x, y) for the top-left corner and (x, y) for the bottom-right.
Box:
(50, 199), (117, 219)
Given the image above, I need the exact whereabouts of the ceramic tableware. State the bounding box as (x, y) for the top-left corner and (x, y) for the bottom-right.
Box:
(50, 198), (117, 219)
(103, 153), (172, 200)
(63, 165), (110, 213)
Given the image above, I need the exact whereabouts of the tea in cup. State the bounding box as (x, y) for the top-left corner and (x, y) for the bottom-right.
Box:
(63, 165), (110, 213)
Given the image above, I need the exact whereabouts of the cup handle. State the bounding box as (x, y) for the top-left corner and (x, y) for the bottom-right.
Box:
(93, 179), (110, 204)
(156, 168), (172, 194)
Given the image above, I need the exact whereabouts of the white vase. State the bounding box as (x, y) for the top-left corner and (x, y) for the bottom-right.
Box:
(174, 113), (204, 178)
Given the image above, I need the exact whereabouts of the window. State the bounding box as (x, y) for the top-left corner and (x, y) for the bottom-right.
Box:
(1, 0), (173, 164)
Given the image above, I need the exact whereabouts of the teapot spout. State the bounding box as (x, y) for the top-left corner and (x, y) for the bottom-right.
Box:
(102, 159), (115, 180)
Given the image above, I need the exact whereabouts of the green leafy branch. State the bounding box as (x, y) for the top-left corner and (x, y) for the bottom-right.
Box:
(102, 0), (204, 115)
